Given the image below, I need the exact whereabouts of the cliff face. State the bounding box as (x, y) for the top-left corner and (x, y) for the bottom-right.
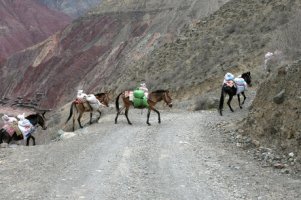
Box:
(0, 0), (227, 109)
(0, 0), (71, 62)
(37, 0), (102, 18)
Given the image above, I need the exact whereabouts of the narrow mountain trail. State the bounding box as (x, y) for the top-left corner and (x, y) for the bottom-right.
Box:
(0, 88), (300, 200)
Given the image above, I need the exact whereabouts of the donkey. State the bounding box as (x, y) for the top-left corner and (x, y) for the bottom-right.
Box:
(65, 92), (110, 131)
(115, 90), (172, 125)
(0, 113), (47, 146)
(218, 72), (252, 116)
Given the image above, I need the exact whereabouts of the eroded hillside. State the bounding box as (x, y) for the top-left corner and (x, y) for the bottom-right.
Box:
(0, 0), (227, 109)
(120, 0), (301, 106)
(38, 0), (102, 18)
(243, 60), (301, 170)
(0, 0), (71, 62)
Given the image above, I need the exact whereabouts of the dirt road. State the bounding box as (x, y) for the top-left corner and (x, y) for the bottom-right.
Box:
(0, 101), (300, 199)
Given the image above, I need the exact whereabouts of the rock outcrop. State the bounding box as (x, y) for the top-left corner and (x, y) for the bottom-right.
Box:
(243, 60), (301, 166)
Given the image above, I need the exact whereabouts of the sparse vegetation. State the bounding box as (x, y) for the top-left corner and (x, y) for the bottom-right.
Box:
(270, 10), (301, 60)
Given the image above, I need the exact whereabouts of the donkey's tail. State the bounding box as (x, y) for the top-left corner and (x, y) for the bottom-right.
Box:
(65, 102), (75, 124)
(115, 92), (123, 112)
(218, 87), (225, 116)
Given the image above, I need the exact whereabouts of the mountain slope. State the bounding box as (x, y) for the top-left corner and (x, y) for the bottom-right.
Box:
(0, 0), (71, 62)
(120, 0), (301, 104)
(0, 0), (227, 109)
(37, 0), (102, 18)
(243, 60), (301, 169)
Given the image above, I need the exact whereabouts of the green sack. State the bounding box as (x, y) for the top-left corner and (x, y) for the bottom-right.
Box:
(133, 96), (149, 108)
(133, 90), (144, 98)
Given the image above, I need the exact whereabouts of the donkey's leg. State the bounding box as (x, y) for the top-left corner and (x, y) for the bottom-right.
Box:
(154, 108), (161, 124)
(26, 137), (30, 146)
(237, 94), (242, 109)
(115, 107), (125, 124)
(227, 95), (234, 112)
(0, 130), (4, 144)
(77, 113), (84, 128)
(147, 108), (161, 125)
(7, 135), (12, 145)
(125, 108), (132, 125)
(146, 109), (151, 126)
(72, 115), (76, 131)
(97, 110), (102, 120)
(219, 88), (225, 116)
(90, 112), (93, 124)
(241, 92), (246, 104)
(26, 136), (35, 146)
(115, 112), (119, 124)
(31, 136), (36, 146)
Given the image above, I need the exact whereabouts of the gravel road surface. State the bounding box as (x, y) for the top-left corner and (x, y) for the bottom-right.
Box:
(0, 97), (300, 200)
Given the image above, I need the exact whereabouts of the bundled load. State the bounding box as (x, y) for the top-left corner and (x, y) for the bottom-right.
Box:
(224, 72), (235, 82)
(84, 94), (103, 111)
(75, 90), (104, 111)
(76, 90), (87, 102)
(223, 72), (235, 87)
(17, 113), (35, 140)
(234, 77), (248, 94)
(1, 114), (18, 136)
(133, 89), (149, 108)
(222, 72), (248, 94)
(138, 83), (149, 98)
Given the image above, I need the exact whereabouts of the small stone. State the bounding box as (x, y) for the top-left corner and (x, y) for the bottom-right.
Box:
(273, 89), (285, 104)
(273, 163), (285, 169)
(281, 168), (290, 174)
(238, 129), (244, 133)
(252, 139), (260, 147)
(236, 143), (242, 147)
(288, 152), (294, 157)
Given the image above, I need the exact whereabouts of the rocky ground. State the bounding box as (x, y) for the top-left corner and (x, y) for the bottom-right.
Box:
(0, 87), (300, 200)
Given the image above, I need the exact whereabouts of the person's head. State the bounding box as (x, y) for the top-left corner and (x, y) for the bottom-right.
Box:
(140, 82), (146, 87)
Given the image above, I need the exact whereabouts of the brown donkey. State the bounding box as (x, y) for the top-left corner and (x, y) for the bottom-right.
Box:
(66, 92), (110, 131)
(115, 90), (172, 125)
